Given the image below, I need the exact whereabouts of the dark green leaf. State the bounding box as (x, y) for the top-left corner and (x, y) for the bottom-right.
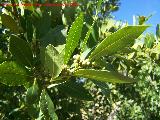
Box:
(62, 7), (76, 25)
(40, 90), (58, 120)
(1, 14), (22, 33)
(88, 22), (99, 48)
(32, 11), (51, 38)
(81, 21), (95, 52)
(92, 80), (110, 95)
(0, 50), (4, 64)
(27, 105), (39, 119)
(64, 13), (84, 64)
(89, 26), (148, 60)
(60, 99), (80, 113)
(9, 35), (33, 67)
(40, 25), (67, 47)
(50, 5), (62, 27)
(57, 80), (93, 100)
(94, 58), (114, 71)
(156, 24), (160, 39)
(74, 69), (137, 83)
(25, 81), (39, 105)
(26, 18), (33, 42)
(0, 61), (30, 86)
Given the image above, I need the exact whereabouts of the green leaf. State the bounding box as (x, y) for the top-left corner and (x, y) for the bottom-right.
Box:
(26, 18), (33, 42)
(60, 100), (80, 113)
(94, 58), (114, 71)
(97, 0), (103, 13)
(0, 50), (4, 64)
(49, 5), (62, 27)
(81, 21), (95, 52)
(88, 22), (99, 48)
(9, 35), (33, 67)
(55, 44), (65, 54)
(92, 80), (110, 95)
(26, 80), (39, 105)
(156, 24), (160, 39)
(0, 61), (30, 86)
(64, 13), (84, 64)
(74, 69), (137, 83)
(32, 11), (51, 38)
(144, 33), (155, 48)
(1, 14), (21, 33)
(45, 44), (64, 79)
(89, 26), (148, 60)
(27, 105), (39, 119)
(62, 6), (76, 25)
(40, 90), (58, 120)
(40, 25), (67, 47)
(57, 80), (93, 100)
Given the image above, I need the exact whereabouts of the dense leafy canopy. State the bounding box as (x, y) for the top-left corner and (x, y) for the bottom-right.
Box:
(0, 0), (160, 120)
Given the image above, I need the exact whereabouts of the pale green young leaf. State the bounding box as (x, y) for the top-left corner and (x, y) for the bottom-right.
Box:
(55, 44), (65, 53)
(144, 33), (155, 48)
(0, 61), (31, 86)
(74, 69), (137, 83)
(9, 35), (33, 67)
(45, 44), (64, 79)
(64, 13), (84, 64)
(89, 26), (149, 60)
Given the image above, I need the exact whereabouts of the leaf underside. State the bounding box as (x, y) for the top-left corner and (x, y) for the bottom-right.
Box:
(89, 26), (148, 60)
(45, 44), (64, 78)
(74, 69), (137, 83)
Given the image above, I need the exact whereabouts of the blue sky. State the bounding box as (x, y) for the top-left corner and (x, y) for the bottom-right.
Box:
(112, 0), (160, 33)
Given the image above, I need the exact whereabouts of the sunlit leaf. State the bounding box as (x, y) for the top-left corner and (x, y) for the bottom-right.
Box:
(74, 69), (137, 83)
(64, 13), (84, 64)
(89, 26), (148, 60)
(0, 61), (31, 86)
(40, 90), (58, 120)
(45, 44), (64, 78)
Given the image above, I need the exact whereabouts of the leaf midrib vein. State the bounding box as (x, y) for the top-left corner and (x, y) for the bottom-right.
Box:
(90, 30), (139, 59)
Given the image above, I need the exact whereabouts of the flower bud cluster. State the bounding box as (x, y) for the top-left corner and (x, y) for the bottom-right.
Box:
(61, 64), (72, 76)
(73, 54), (96, 69)
(61, 54), (97, 76)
